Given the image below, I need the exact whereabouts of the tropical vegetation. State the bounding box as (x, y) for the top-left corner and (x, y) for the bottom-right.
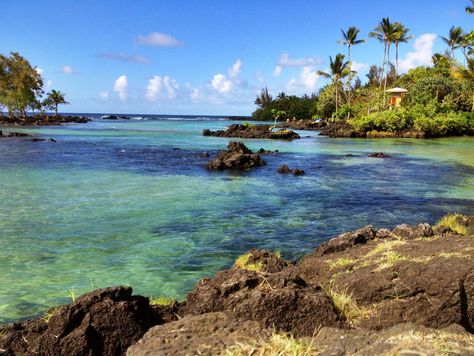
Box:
(0, 52), (68, 118)
(252, 3), (474, 137)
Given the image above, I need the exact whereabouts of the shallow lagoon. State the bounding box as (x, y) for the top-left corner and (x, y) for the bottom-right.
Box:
(1, 117), (473, 323)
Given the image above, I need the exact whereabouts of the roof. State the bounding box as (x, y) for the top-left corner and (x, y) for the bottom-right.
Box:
(386, 87), (408, 93)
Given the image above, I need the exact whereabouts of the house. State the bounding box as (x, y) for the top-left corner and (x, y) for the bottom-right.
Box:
(386, 87), (408, 107)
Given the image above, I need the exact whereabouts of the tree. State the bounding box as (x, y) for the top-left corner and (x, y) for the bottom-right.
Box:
(467, 0), (474, 14)
(317, 54), (352, 113)
(460, 34), (473, 65)
(0, 52), (43, 117)
(369, 18), (398, 105)
(254, 87), (273, 109)
(44, 90), (68, 116)
(452, 58), (474, 111)
(393, 23), (412, 75)
(340, 26), (365, 63)
(441, 26), (464, 60)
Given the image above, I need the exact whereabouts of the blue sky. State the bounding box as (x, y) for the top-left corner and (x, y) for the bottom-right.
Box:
(1, 0), (472, 115)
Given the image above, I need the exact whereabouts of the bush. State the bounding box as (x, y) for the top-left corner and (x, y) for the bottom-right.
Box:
(349, 109), (411, 132)
(413, 112), (474, 137)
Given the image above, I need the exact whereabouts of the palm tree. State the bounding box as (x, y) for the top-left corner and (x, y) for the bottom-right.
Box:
(393, 23), (413, 75)
(452, 58), (474, 111)
(466, 0), (474, 14)
(44, 90), (68, 116)
(441, 26), (464, 60)
(254, 87), (273, 109)
(340, 26), (365, 63)
(369, 18), (398, 105)
(317, 54), (352, 113)
(460, 35), (473, 65)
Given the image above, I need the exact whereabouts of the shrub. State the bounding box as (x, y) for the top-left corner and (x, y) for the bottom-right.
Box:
(149, 296), (177, 306)
(434, 213), (468, 235)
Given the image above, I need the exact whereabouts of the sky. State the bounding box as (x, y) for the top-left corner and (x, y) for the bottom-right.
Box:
(1, 0), (473, 115)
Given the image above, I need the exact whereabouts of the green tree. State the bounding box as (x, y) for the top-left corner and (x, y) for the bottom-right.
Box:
(317, 54), (352, 113)
(254, 87), (273, 109)
(0, 52), (43, 117)
(467, 0), (474, 14)
(44, 90), (68, 116)
(441, 26), (464, 60)
(369, 18), (398, 104)
(340, 26), (365, 63)
(452, 58), (474, 111)
(393, 23), (412, 75)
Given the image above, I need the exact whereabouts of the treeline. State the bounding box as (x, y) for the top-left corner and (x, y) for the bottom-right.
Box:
(0, 52), (68, 118)
(252, 4), (474, 127)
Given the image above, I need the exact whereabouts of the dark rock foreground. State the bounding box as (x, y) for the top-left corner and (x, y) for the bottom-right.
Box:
(1, 216), (474, 355)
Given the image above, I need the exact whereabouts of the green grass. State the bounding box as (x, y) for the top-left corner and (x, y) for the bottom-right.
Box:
(42, 306), (60, 323)
(224, 332), (316, 355)
(234, 253), (263, 272)
(435, 213), (468, 235)
(326, 285), (372, 326)
(327, 257), (357, 269)
(149, 296), (176, 306)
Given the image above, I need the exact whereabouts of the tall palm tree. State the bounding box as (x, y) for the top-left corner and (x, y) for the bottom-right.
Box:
(317, 54), (352, 113)
(340, 26), (365, 63)
(254, 87), (273, 109)
(452, 58), (474, 111)
(441, 26), (464, 60)
(466, 0), (474, 14)
(393, 23), (413, 75)
(460, 35), (473, 65)
(44, 90), (69, 116)
(369, 18), (398, 105)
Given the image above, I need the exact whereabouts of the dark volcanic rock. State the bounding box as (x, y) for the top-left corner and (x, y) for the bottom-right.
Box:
(102, 115), (119, 120)
(203, 124), (300, 140)
(318, 121), (366, 138)
(277, 164), (305, 175)
(30, 138), (57, 142)
(0, 286), (163, 356)
(206, 141), (266, 171)
(368, 152), (391, 158)
(0, 131), (30, 137)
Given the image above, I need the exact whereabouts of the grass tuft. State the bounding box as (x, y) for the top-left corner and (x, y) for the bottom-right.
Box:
(326, 285), (372, 326)
(42, 306), (60, 323)
(365, 240), (406, 258)
(435, 213), (468, 235)
(149, 296), (176, 306)
(327, 257), (357, 269)
(224, 332), (315, 356)
(234, 253), (263, 272)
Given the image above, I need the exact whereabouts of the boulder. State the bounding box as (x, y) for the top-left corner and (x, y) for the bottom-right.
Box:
(206, 141), (266, 171)
(368, 152), (391, 158)
(277, 165), (305, 175)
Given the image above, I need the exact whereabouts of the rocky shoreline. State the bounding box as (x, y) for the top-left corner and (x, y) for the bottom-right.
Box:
(203, 123), (301, 140)
(1, 214), (473, 355)
(0, 115), (90, 126)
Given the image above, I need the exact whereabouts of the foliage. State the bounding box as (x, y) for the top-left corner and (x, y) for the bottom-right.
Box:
(254, 87), (273, 109)
(149, 296), (177, 306)
(435, 213), (468, 235)
(43, 89), (69, 116)
(252, 91), (318, 121)
(234, 253), (263, 272)
(0, 52), (43, 117)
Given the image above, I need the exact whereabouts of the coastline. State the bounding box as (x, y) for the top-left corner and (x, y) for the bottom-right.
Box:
(1, 214), (473, 355)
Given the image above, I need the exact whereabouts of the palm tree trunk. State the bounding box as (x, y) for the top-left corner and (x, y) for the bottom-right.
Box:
(335, 80), (339, 113)
(55, 104), (58, 116)
(379, 42), (387, 108)
(395, 42), (399, 76)
(472, 91), (474, 112)
(383, 44), (391, 107)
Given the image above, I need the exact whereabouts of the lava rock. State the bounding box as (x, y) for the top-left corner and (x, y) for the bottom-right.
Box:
(368, 152), (391, 158)
(277, 165), (305, 175)
(206, 141), (266, 171)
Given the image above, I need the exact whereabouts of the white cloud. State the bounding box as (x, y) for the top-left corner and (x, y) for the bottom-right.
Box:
(190, 88), (203, 102)
(273, 65), (282, 77)
(228, 59), (242, 78)
(114, 75), (128, 101)
(46, 80), (53, 89)
(99, 91), (109, 100)
(286, 66), (319, 92)
(146, 75), (178, 101)
(398, 33), (437, 73)
(35, 67), (43, 75)
(211, 73), (233, 93)
(277, 53), (323, 67)
(137, 32), (182, 47)
(98, 52), (151, 64)
(351, 61), (369, 73)
(62, 65), (78, 74)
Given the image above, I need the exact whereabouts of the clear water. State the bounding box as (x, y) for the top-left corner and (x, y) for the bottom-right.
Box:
(1, 116), (473, 324)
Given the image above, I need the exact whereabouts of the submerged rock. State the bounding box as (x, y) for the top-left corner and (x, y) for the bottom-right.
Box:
(368, 152), (391, 158)
(277, 164), (305, 175)
(206, 141), (266, 171)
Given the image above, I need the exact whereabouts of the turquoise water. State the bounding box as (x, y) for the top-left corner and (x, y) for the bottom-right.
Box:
(1, 117), (473, 323)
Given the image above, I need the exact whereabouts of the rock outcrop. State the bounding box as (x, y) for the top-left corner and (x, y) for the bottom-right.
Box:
(206, 141), (266, 171)
(277, 164), (305, 175)
(203, 124), (300, 140)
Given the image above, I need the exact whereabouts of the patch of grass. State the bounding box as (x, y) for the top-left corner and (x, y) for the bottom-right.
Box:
(149, 296), (176, 306)
(67, 287), (76, 303)
(327, 257), (357, 269)
(365, 240), (406, 258)
(273, 250), (281, 259)
(438, 252), (470, 259)
(0, 328), (6, 337)
(234, 253), (263, 272)
(326, 285), (372, 326)
(224, 332), (316, 356)
(375, 251), (407, 271)
(42, 306), (60, 323)
(435, 213), (468, 235)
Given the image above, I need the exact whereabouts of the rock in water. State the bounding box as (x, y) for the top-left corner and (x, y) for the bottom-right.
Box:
(207, 141), (266, 171)
(368, 152), (391, 158)
(278, 164), (305, 175)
